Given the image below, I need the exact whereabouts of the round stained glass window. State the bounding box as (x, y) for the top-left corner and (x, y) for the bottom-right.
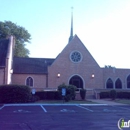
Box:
(70, 51), (82, 63)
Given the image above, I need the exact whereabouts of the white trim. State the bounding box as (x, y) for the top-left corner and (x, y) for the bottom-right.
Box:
(25, 76), (34, 87)
(68, 74), (85, 89)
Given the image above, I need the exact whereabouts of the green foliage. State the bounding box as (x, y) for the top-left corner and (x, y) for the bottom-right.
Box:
(0, 21), (31, 57)
(80, 89), (86, 100)
(58, 83), (77, 102)
(100, 91), (130, 99)
(109, 89), (117, 100)
(35, 91), (60, 100)
(30, 95), (40, 102)
(117, 92), (130, 99)
(0, 85), (31, 103)
(100, 92), (110, 99)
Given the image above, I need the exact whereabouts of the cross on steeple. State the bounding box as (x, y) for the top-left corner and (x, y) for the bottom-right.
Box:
(68, 7), (73, 43)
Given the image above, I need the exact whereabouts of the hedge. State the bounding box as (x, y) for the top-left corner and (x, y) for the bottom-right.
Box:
(109, 90), (117, 100)
(100, 91), (130, 99)
(117, 92), (130, 99)
(0, 84), (31, 103)
(35, 91), (60, 100)
(100, 92), (110, 99)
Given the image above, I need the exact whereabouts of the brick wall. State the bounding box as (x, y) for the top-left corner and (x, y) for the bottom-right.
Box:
(12, 74), (47, 91)
(48, 35), (104, 89)
(102, 67), (130, 89)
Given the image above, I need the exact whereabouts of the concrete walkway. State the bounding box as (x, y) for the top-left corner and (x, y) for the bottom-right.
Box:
(88, 99), (128, 105)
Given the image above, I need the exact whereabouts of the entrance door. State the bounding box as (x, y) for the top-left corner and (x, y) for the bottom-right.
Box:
(69, 75), (83, 89)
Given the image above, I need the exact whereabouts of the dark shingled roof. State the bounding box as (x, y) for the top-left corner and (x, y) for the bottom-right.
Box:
(13, 57), (55, 74)
(0, 39), (9, 66)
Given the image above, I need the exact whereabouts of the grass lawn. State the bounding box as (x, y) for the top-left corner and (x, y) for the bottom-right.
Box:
(114, 99), (130, 105)
(35, 100), (97, 104)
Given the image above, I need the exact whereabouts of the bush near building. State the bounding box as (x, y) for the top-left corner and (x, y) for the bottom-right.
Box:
(100, 91), (130, 99)
(100, 91), (110, 98)
(35, 91), (60, 100)
(80, 89), (86, 100)
(0, 85), (31, 103)
(34, 84), (76, 102)
(109, 89), (117, 100)
(58, 83), (77, 102)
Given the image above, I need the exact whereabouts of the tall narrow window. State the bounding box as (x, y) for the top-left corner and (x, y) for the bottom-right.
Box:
(106, 78), (113, 88)
(26, 77), (33, 87)
(127, 75), (130, 88)
(115, 78), (122, 89)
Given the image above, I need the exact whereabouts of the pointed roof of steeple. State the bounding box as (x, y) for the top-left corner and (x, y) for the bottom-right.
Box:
(68, 7), (73, 43)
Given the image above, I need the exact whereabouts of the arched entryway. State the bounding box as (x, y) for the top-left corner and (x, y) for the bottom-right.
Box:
(69, 75), (83, 89)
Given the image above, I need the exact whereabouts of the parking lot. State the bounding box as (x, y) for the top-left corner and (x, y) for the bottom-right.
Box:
(0, 104), (130, 130)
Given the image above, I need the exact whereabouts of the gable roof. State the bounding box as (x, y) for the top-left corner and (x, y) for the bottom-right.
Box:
(0, 39), (9, 67)
(51, 34), (100, 67)
(13, 57), (55, 74)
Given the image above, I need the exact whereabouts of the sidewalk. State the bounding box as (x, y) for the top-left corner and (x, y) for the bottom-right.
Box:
(88, 99), (128, 105)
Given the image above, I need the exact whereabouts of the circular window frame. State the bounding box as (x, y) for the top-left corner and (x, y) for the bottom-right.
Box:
(70, 50), (83, 63)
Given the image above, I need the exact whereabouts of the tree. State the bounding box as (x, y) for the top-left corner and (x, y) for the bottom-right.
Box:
(0, 21), (31, 57)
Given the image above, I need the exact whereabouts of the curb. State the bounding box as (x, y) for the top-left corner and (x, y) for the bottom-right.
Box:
(2, 103), (108, 106)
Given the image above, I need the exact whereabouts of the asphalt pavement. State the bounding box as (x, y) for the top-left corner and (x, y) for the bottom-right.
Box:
(0, 104), (130, 130)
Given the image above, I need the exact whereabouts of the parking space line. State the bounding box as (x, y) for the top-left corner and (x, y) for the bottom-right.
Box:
(40, 105), (47, 112)
(76, 105), (93, 112)
(0, 105), (4, 110)
(112, 106), (130, 111)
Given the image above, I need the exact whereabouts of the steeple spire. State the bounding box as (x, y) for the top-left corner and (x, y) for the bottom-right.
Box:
(68, 7), (73, 43)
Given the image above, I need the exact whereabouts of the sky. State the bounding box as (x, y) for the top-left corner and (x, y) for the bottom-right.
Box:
(0, 0), (130, 68)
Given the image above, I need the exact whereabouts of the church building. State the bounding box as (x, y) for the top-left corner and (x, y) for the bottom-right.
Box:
(1, 13), (130, 98)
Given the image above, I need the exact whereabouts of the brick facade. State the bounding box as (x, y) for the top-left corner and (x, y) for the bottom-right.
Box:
(1, 35), (130, 96)
(48, 35), (103, 89)
(11, 35), (130, 91)
(102, 67), (130, 89)
(12, 74), (47, 91)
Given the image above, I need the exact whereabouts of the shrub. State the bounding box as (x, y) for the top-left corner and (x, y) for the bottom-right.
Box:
(117, 92), (130, 99)
(109, 89), (117, 100)
(100, 92), (110, 99)
(30, 95), (40, 102)
(58, 83), (77, 102)
(35, 91), (60, 100)
(80, 89), (86, 100)
(116, 92), (124, 99)
(0, 84), (31, 103)
(35, 91), (46, 100)
(100, 91), (130, 99)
